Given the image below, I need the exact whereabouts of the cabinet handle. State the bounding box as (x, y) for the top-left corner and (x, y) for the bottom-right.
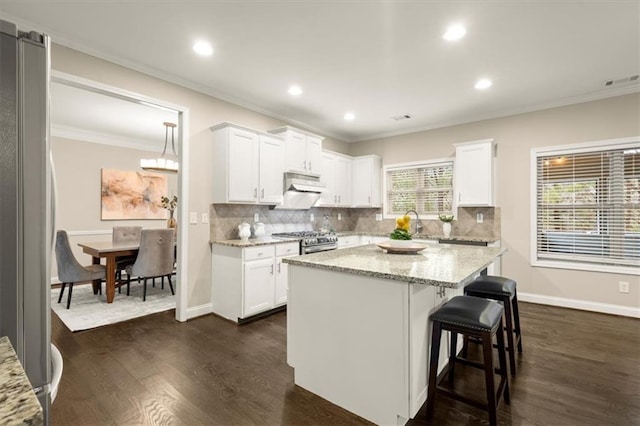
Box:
(277, 262), (281, 273)
(303, 160), (307, 171)
(261, 188), (264, 199)
(368, 195), (371, 204)
(308, 161), (311, 171)
(254, 188), (258, 198)
(334, 195), (337, 203)
(270, 264), (274, 274)
(338, 195), (341, 203)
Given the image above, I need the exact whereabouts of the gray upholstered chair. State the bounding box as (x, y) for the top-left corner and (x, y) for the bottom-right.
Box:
(112, 226), (142, 288)
(55, 230), (106, 309)
(125, 229), (175, 301)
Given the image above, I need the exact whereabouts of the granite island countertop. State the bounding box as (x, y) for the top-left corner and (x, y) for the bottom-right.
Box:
(336, 231), (499, 243)
(0, 336), (44, 426)
(283, 243), (506, 288)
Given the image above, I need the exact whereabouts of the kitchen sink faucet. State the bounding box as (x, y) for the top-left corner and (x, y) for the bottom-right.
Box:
(405, 210), (423, 236)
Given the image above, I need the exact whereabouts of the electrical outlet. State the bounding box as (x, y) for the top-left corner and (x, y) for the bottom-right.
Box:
(375, 213), (382, 221)
(189, 212), (198, 224)
(338, 213), (342, 221)
(619, 281), (630, 293)
(310, 213), (315, 222)
(254, 213), (259, 222)
(476, 213), (484, 224)
(201, 213), (209, 224)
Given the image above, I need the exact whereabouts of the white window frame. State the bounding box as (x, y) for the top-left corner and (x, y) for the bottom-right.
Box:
(383, 158), (455, 220)
(530, 136), (640, 276)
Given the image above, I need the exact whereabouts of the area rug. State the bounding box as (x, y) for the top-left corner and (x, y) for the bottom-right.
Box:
(51, 282), (176, 332)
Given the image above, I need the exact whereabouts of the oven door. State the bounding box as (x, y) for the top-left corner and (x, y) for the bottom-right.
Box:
(303, 243), (338, 255)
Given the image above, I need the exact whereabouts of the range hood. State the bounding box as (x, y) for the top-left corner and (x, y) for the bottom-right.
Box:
(272, 172), (325, 210)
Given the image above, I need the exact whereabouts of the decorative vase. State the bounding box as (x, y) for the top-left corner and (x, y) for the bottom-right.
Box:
(238, 222), (251, 241)
(442, 222), (451, 238)
(167, 212), (177, 228)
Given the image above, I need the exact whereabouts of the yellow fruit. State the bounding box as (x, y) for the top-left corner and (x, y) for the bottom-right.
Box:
(403, 215), (411, 223)
(402, 223), (410, 232)
(396, 217), (404, 227)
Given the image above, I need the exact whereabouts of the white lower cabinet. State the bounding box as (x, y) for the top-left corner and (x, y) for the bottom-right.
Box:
(211, 242), (299, 322)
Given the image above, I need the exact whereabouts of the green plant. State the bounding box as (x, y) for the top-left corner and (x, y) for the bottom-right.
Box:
(438, 214), (454, 223)
(390, 228), (412, 240)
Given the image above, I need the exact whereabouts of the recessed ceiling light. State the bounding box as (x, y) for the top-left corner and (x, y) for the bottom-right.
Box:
(344, 112), (355, 121)
(288, 85), (303, 96)
(475, 78), (492, 90)
(193, 40), (213, 56)
(443, 24), (466, 41)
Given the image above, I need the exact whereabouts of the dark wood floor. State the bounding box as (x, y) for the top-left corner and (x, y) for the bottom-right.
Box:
(51, 302), (640, 425)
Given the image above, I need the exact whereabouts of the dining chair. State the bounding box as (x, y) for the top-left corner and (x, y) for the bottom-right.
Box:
(55, 230), (106, 309)
(125, 229), (175, 301)
(112, 226), (142, 290)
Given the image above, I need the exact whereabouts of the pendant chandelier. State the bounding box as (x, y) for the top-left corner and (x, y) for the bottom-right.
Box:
(140, 122), (178, 173)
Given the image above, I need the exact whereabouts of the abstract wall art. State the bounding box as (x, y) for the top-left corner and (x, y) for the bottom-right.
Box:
(101, 168), (167, 220)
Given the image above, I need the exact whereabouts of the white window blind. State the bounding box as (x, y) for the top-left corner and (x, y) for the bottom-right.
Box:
(534, 144), (640, 269)
(385, 161), (453, 216)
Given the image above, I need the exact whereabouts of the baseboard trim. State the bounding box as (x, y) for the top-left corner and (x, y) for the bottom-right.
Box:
(184, 303), (212, 321)
(519, 292), (640, 318)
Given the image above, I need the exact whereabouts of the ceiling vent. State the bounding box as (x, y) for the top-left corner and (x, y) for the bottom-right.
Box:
(390, 114), (413, 121)
(604, 74), (639, 87)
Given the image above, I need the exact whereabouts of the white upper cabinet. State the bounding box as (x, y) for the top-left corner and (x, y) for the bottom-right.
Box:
(454, 139), (495, 206)
(211, 123), (285, 205)
(269, 126), (324, 174)
(351, 155), (382, 207)
(319, 150), (352, 207)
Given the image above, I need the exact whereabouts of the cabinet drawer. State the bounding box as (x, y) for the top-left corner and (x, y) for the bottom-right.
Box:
(276, 242), (300, 256)
(243, 245), (275, 261)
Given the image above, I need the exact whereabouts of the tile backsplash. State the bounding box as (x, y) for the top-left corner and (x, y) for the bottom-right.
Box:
(210, 204), (500, 241)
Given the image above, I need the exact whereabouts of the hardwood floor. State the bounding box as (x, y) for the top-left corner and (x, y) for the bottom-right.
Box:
(51, 302), (640, 425)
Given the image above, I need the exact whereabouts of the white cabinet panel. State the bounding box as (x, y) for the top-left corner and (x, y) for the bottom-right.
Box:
(318, 151), (336, 206)
(351, 155), (382, 207)
(243, 258), (275, 317)
(269, 126), (324, 174)
(455, 139), (495, 206)
(211, 123), (285, 205)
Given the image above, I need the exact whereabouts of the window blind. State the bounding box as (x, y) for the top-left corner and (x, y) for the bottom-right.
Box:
(386, 161), (453, 216)
(535, 146), (640, 268)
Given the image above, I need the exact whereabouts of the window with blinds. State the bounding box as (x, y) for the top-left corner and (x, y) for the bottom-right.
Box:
(385, 160), (454, 217)
(533, 140), (640, 272)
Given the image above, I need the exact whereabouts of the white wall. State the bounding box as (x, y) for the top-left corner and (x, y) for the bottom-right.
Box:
(349, 94), (640, 316)
(51, 136), (178, 279)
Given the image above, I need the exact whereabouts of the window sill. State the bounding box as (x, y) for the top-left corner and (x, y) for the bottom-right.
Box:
(531, 259), (640, 276)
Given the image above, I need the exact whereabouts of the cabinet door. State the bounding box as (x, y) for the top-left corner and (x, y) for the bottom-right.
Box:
(455, 142), (493, 206)
(305, 136), (323, 174)
(228, 128), (259, 203)
(258, 135), (285, 204)
(335, 155), (352, 206)
(243, 258), (275, 317)
(274, 256), (292, 306)
(351, 157), (371, 206)
(318, 151), (336, 206)
(284, 131), (307, 173)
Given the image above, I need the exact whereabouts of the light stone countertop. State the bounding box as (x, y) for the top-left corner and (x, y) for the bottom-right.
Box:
(211, 236), (299, 247)
(336, 231), (499, 243)
(0, 337), (44, 425)
(283, 243), (507, 288)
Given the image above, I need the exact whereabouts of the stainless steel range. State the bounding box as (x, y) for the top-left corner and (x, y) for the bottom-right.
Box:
(272, 231), (338, 254)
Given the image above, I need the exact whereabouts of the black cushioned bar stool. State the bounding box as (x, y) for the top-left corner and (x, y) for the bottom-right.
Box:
(427, 295), (510, 426)
(464, 275), (523, 375)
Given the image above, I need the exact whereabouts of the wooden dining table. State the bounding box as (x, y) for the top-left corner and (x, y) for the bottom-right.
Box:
(78, 241), (140, 303)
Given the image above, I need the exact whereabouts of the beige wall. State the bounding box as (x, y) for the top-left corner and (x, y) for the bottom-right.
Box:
(349, 94), (640, 311)
(51, 137), (177, 278)
(51, 44), (350, 312)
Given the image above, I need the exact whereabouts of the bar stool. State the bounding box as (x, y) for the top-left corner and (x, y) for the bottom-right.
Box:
(426, 295), (509, 426)
(464, 275), (523, 375)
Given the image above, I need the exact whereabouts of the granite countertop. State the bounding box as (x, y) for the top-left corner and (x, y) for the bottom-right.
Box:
(0, 337), (44, 426)
(336, 231), (499, 243)
(211, 236), (300, 247)
(283, 243), (506, 288)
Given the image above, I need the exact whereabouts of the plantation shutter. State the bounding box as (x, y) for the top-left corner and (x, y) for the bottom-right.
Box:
(386, 162), (453, 216)
(535, 146), (640, 268)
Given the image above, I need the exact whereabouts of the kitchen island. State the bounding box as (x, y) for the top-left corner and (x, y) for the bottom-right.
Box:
(284, 243), (506, 425)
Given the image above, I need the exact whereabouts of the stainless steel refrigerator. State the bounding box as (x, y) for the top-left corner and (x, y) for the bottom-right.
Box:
(0, 19), (52, 422)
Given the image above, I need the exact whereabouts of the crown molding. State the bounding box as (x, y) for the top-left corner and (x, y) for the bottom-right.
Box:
(51, 124), (160, 152)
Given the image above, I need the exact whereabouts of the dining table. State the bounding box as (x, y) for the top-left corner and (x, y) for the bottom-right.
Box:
(77, 241), (140, 303)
